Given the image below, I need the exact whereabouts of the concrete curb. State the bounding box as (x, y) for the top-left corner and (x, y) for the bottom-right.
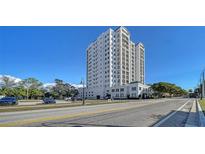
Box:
(196, 100), (205, 127)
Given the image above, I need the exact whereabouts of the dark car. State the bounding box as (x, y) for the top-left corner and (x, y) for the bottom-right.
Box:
(0, 97), (18, 105)
(43, 98), (56, 104)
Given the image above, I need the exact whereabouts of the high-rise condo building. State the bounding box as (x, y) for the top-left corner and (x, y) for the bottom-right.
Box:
(79, 27), (150, 99)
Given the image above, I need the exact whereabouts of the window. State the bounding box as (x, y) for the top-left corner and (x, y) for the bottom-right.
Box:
(131, 93), (136, 97)
(116, 89), (119, 92)
(139, 87), (142, 90)
(112, 89), (115, 92)
(132, 87), (136, 91)
(120, 88), (124, 92)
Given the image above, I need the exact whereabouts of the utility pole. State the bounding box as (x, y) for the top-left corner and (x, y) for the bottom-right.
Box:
(200, 69), (205, 100)
(80, 79), (85, 105)
(26, 87), (29, 100)
(202, 70), (205, 99)
(200, 75), (202, 100)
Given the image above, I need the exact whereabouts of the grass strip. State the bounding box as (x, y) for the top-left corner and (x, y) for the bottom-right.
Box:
(199, 99), (205, 115)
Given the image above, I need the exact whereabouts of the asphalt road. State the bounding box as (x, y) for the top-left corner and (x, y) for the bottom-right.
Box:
(0, 98), (194, 127)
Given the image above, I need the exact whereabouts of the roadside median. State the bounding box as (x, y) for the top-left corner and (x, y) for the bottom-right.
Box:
(0, 100), (126, 113)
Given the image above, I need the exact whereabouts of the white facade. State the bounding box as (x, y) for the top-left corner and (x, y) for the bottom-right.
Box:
(83, 27), (147, 99)
(135, 43), (145, 84)
(78, 83), (151, 99)
(109, 82), (151, 99)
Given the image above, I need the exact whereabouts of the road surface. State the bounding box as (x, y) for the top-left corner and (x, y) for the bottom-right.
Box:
(0, 98), (195, 127)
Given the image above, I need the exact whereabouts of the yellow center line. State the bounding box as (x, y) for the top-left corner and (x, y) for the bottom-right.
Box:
(0, 104), (146, 127)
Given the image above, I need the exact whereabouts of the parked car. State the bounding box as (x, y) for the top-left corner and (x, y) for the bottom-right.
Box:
(0, 97), (18, 105)
(76, 97), (83, 101)
(70, 97), (82, 101)
(43, 98), (56, 104)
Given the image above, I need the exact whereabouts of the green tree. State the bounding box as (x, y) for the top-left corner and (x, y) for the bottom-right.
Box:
(13, 86), (27, 99)
(30, 89), (44, 99)
(20, 78), (43, 99)
(188, 89), (193, 93)
(151, 82), (188, 98)
(0, 87), (15, 97)
(50, 79), (78, 99)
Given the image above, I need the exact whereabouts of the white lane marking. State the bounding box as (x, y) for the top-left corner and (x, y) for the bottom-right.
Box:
(153, 99), (192, 127)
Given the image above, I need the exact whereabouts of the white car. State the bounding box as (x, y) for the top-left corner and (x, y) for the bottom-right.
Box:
(0, 95), (5, 99)
(64, 97), (72, 101)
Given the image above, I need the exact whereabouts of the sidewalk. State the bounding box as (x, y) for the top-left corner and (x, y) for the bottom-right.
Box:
(185, 101), (199, 127)
(185, 99), (205, 127)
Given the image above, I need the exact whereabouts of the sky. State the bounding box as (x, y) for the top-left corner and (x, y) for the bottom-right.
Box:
(0, 26), (205, 90)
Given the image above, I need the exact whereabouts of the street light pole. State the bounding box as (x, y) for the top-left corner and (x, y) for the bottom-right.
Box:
(26, 87), (29, 100)
(202, 70), (205, 99)
(200, 69), (205, 100)
(81, 79), (85, 105)
(83, 80), (85, 105)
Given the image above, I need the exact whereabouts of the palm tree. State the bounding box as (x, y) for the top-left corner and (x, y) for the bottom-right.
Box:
(0, 75), (17, 88)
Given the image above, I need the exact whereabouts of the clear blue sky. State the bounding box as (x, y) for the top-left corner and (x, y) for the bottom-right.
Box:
(0, 26), (205, 89)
